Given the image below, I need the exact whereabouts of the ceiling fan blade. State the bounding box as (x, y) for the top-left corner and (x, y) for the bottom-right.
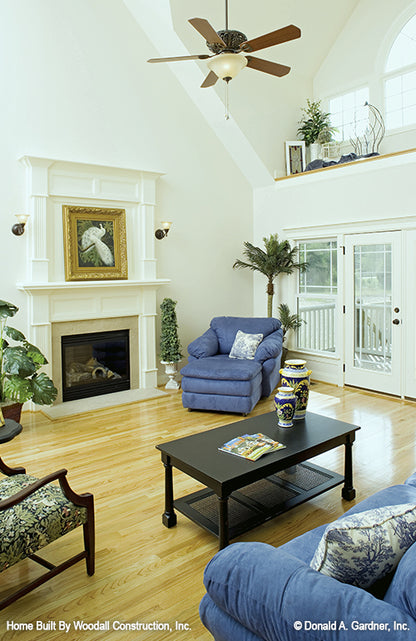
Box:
(246, 56), (291, 77)
(201, 70), (218, 88)
(240, 25), (301, 53)
(148, 54), (211, 63)
(189, 18), (226, 46)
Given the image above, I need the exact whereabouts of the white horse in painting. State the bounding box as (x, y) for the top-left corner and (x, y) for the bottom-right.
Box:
(80, 224), (114, 266)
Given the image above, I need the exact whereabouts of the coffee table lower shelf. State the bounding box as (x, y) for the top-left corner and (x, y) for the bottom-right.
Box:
(174, 462), (344, 541)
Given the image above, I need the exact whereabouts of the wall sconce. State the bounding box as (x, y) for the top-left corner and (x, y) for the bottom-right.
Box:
(155, 221), (172, 240)
(11, 213), (30, 236)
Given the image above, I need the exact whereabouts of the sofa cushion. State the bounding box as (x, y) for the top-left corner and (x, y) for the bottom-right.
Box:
(310, 503), (416, 588)
(182, 371), (262, 397)
(383, 540), (416, 617)
(181, 355), (262, 381)
(229, 330), (263, 360)
(210, 317), (280, 354)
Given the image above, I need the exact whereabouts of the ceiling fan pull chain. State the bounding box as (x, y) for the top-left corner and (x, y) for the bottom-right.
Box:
(225, 81), (230, 120)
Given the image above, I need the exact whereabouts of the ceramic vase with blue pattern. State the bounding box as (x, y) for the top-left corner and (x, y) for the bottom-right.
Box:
(274, 386), (297, 428)
(279, 359), (312, 421)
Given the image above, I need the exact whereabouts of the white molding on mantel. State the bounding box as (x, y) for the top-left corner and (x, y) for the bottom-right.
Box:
(17, 279), (170, 292)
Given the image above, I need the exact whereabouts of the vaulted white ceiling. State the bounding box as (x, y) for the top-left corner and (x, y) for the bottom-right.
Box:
(125, 0), (360, 185)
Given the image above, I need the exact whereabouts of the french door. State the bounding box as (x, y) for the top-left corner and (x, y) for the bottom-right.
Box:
(344, 232), (402, 395)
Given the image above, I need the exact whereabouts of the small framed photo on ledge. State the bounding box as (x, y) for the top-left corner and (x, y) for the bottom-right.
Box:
(285, 141), (306, 175)
(62, 205), (128, 281)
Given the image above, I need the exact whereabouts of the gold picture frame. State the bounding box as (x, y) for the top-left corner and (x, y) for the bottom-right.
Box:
(63, 206), (128, 281)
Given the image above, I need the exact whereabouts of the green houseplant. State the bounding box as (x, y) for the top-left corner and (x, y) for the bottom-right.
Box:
(277, 303), (305, 363)
(233, 234), (308, 317)
(0, 299), (57, 420)
(160, 298), (182, 390)
(297, 99), (336, 146)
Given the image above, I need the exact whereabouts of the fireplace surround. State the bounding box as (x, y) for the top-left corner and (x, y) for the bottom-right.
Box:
(17, 156), (169, 414)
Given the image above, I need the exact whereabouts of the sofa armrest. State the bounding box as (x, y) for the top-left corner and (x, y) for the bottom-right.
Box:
(254, 328), (283, 363)
(203, 542), (416, 641)
(187, 328), (219, 359)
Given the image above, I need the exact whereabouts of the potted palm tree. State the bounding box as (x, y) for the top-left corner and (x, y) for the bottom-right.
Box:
(233, 234), (308, 317)
(0, 299), (57, 421)
(160, 298), (182, 390)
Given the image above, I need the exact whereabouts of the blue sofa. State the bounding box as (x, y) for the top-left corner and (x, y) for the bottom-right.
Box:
(200, 472), (416, 640)
(181, 317), (283, 415)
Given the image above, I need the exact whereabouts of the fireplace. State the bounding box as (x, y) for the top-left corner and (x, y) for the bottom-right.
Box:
(61, 330), (130, 402)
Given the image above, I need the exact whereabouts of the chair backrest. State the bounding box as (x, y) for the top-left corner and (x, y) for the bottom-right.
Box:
(210, 316), (281, 354)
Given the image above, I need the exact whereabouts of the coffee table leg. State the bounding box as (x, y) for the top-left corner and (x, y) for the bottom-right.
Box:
(218, 496), (229, 550)
(342, 434), (356, 501)
(162, 456), (177, 528)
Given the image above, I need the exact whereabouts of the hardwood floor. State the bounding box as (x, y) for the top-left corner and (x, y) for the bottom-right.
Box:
(1, 382), (416, 640)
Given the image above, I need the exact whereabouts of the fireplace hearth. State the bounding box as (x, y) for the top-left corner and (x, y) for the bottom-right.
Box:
(61, 330), (130, 402)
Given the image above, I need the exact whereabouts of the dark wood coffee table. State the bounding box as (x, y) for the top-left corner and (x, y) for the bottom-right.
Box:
(156, 411), (360, 549)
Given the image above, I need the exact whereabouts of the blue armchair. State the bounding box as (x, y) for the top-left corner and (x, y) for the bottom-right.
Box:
(180, 317), (283, 415)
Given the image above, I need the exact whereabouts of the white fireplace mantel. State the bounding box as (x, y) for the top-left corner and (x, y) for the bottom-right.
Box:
(18, 156), (169, 410)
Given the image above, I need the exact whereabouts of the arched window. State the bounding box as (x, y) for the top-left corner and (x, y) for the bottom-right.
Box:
(385, 14), (416, 130)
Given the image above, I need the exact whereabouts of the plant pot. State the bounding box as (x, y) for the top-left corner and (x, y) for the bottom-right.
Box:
(0, 401), (23, 423)
(309, 142), (321, 162)
(161, 361), (180, 390)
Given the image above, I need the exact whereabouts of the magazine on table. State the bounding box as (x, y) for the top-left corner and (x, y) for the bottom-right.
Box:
(219, 433), (285, 461)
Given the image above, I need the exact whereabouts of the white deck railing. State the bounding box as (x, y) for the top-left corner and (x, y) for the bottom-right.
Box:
(297, 300), (391, 355)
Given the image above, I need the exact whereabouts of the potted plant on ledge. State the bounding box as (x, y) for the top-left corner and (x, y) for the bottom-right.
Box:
(160, 298), (182, 390)
(0, 299), (58, 422)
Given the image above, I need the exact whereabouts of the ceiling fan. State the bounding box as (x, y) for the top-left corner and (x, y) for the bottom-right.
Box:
(148, 0), (301, 89)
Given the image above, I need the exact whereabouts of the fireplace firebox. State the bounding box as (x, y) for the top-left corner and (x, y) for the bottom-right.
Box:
(61, 330), (130, 402)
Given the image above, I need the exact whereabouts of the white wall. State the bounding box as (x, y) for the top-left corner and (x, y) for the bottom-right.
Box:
(0, 0), (254, 365)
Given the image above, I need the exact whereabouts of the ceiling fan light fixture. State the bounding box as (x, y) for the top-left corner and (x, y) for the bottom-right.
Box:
(207, 52), (247, 81)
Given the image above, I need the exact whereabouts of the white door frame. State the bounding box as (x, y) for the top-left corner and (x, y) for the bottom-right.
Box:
(343, 231), (402, 396)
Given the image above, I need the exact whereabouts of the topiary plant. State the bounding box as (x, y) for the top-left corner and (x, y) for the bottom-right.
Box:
(160, 298), (182, 363)
(0, 299), (57, 406)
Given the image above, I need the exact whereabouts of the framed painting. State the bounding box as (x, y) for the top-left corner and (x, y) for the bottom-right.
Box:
(62, 206), (128, 281)
(285, 141), (306, 175)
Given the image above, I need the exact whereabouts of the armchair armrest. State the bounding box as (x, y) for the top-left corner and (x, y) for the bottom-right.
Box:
(254, 328), (283, 363)
(203, 542), (416, 641)
(0, 469), (93, 511)
(188, 328), (219, 359)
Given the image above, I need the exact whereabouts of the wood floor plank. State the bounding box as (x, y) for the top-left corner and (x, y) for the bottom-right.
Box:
(1, 383), (416, 640)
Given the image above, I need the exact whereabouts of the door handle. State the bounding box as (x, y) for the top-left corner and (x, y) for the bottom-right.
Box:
(392, 318), (400, 325)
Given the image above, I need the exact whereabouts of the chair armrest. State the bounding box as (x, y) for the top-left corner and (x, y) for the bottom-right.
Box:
(203, 542), (416, 641)
(0, 469), (93, 511)
(254, 328), (283, 363)
(188, 328), (219, 359)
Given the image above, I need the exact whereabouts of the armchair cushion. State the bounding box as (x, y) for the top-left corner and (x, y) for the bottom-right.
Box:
(254, 329), (283, 363)
(181, 355), (262, 381)
(211, 317), (281, 354)
(0, 473), (88, 571)
(229, 330), (264, 360)
(188, 328), (219, 359)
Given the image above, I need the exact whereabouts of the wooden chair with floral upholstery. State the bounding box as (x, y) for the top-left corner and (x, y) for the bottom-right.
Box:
(0, 454), (95, 609)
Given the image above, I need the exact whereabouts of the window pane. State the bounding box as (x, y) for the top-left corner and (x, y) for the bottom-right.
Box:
(386, 110), (403, 129)
(385, 76), (402, 96)
(297, 240), (338, 354)
(386, 14), (416, 72)
(403, 105), (416, 125)
(297, 297), (336, 353)
(329, 88), (369, 142)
